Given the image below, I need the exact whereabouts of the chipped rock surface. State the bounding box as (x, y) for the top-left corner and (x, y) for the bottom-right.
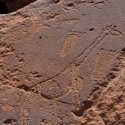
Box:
(0, 0), (125, 124)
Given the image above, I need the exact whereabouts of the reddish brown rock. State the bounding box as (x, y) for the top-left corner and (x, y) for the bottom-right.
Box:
(0, 0), (125, 124)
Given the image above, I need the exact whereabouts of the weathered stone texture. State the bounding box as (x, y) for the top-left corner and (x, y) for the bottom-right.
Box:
(0, 0), (125, 124)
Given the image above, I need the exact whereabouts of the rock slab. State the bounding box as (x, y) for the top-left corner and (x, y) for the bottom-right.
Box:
(0, 0), (125, 124)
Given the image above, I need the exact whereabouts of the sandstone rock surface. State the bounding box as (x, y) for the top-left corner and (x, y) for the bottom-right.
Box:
(0, 0), (125, 124)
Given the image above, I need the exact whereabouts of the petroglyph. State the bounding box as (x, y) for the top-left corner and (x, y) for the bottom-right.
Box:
(59, 34), (79, 57)
(70, 64), (84, 110)
(91, 49), (117, 80)
(3, 26), (121, 94)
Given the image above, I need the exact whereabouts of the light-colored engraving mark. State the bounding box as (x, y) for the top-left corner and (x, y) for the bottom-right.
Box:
(56, 19), (79, 24)
(70, 64), (84, 110)
(59, 34), (79, 57)
(91, 49), (117, 80)
(63, 19), (78, 24)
